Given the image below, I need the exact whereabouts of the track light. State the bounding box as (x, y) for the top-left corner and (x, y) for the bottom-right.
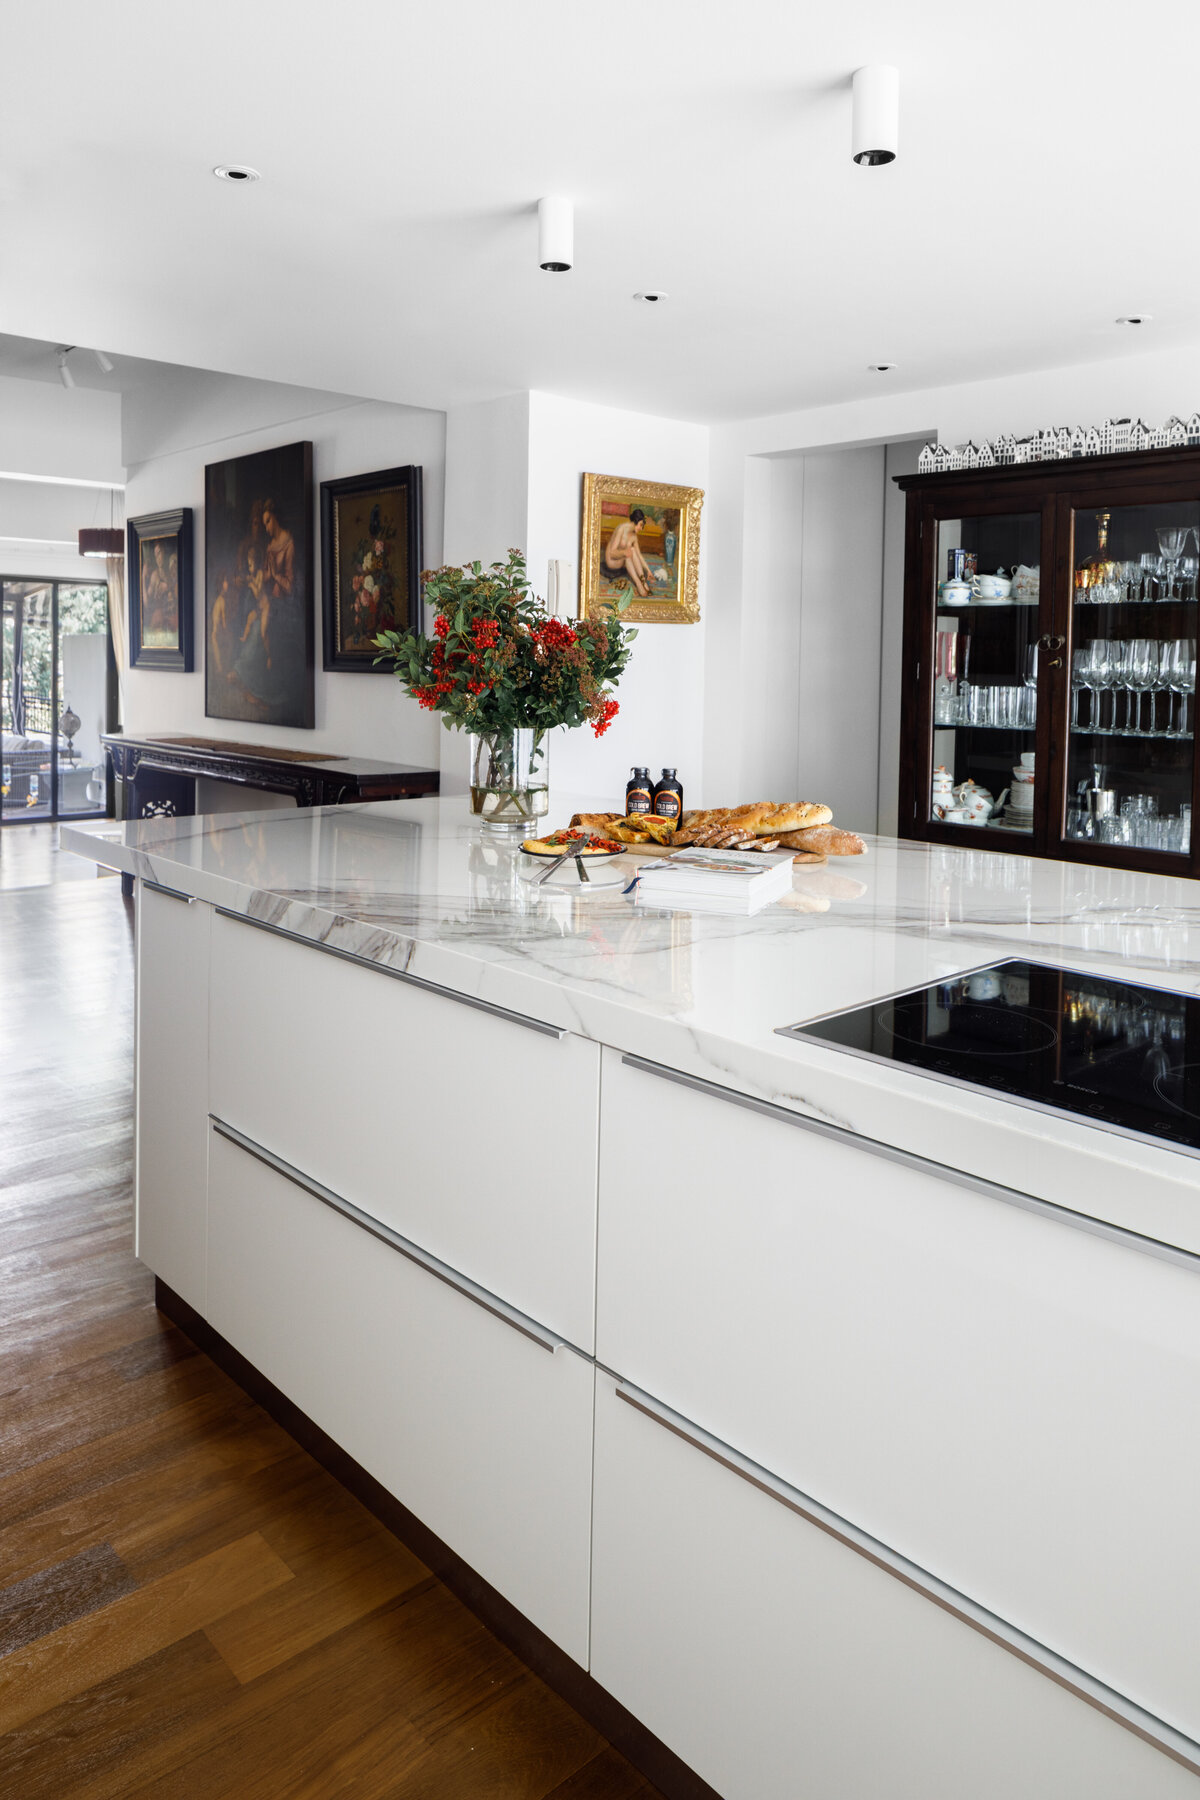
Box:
(851, 65), (899, 166)
(93, 348), (114, 374)
(538, 196), (573, 272)
(57, 347), (75, 389)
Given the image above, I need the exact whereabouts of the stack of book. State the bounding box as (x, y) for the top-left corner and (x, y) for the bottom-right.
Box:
(632, 847), (795, 915)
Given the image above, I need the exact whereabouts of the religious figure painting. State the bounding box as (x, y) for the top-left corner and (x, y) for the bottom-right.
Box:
(320, 465), (423, 670)
(127, 508), (193, 671)
(205, 441), (314, 727)
(579, 473), (704, 624)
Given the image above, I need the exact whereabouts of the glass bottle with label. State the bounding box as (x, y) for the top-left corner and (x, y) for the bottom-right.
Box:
(626, 767), (653, 814)
(652, 768), (683, 822)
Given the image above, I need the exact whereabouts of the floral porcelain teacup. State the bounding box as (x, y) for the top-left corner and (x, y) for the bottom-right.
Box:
(954, 780), (994, 823)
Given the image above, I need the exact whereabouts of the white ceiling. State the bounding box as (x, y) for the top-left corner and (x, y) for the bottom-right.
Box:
(3, 0), (1197, 425)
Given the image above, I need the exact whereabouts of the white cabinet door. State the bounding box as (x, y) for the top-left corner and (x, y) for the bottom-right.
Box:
(135, 882), (211, 1310)
(207, 1127), (594, 1664)
(590, 1372), (1199, 1800)
(210, 912), (600, 1348)
(597, 1050), (1200, 1741)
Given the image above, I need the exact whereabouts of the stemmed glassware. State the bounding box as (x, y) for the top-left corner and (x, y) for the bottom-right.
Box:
(1126, 639), (1156, 735)
(1157, 527), (1190, 599)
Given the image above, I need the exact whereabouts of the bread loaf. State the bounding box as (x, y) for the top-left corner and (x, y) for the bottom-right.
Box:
(677, 802), (832, 840)
(776, 825), (866, 856)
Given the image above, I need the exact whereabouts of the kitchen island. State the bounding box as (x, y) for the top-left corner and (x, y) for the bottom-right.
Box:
(66, 797), (1200, 1800)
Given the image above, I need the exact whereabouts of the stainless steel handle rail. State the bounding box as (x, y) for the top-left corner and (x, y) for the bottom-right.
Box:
(215, 905), (565, 1039)
(210, 1116), (566, 1354)
(143, 880), (195, 905)
(615, 1379), (1200, 1777)
(620, 1054), (1200, 1276)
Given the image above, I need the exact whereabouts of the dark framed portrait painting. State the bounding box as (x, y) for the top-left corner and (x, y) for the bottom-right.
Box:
(320, 464), (423, 670)
(128, 508), (193, 671)
(205, 440), (314, 727)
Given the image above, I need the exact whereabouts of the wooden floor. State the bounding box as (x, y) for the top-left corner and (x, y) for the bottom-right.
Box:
(0, 868), (656, 1799)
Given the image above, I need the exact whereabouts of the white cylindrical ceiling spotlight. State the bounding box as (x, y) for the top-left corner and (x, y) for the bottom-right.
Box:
(57, 347), (75, 389)
(852, 65), (899, 166)
(93, 348), (115, 374)
(538, 196), (573, 272)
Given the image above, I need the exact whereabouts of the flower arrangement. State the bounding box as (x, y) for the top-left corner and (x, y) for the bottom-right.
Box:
(347, 518), (399, 648)
(374, 549), (635, 741)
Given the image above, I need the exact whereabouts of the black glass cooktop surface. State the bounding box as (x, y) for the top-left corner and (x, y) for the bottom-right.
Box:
(778, 960), (1200, 1156)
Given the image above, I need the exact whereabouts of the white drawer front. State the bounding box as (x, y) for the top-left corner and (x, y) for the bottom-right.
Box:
(210, 912), (600, 1348)
(207, 1127), (594, 1663)
(597, 1050), (1200, 1740)
(590, 1372), (1198, 1800)
(135, 883), (212, 1310)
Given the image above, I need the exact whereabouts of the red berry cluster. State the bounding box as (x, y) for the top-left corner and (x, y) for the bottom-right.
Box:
(533, 618), (577, 653)
(433, 614), (450, 640)
(472, 617), (500, 649)
(592, 696), (619, 738)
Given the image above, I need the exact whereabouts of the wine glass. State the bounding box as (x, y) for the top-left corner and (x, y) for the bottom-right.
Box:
(1071, 645), (1093, 730)
(1158, 527), (1190, 598)
(1090, 639), (1116, 734)
(1162, 640), (1187, 737)
(1140, 551), (1159, 601)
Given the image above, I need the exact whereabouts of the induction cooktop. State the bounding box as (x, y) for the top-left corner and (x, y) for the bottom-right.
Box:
(777, 960), (1200, 1157)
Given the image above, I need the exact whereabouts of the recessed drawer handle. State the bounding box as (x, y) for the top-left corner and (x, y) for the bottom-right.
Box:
(143, 879), (194, 905)
(614, 1380), (1200, 1776)
(619, 1054), (1200, 1275)
(215, 907), (565, 1039)
(209, 1116), (566, 1355)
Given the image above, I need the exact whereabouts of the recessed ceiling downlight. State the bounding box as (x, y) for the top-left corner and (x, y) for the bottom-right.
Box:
(1116, 314), (1151, 326)
(213, 164), (260, 183)
(634, 291), (668, 303)
(868, 363), (895, 372)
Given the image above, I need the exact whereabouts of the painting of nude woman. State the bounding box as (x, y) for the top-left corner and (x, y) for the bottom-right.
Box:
(205, 441), (314, 728)
(579, 473), (704, 624)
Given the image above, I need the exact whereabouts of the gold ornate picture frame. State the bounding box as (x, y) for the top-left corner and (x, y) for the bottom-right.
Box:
(579, 472), (703, 623)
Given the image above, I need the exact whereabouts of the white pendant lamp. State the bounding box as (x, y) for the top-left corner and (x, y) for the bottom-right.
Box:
(851, 65), (899, 166)
(538, 196), (573, 272)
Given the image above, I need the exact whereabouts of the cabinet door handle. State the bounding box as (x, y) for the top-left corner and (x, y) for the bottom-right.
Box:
(215, 907), (565, 1039)
(210, 1116), (566, 1354)
(619, 1054), (1200, 1275)
(614, 1379), (1200, 1775)
(143, 879), (195, 905)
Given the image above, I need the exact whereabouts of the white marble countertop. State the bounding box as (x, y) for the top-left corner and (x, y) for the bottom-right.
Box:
(65, 794), (1200, 1252)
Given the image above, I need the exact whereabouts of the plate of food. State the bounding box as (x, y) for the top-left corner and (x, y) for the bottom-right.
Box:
(521, 827), (630, 859)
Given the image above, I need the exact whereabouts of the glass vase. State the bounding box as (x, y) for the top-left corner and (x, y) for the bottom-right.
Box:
(468, 729), (549, 833)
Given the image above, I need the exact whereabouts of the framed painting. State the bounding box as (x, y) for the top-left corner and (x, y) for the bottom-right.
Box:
(205, 440), (314, 728)
(128, 508), (193, 671)
(579, 473), (704, 623)
(320, 464), (423, 671)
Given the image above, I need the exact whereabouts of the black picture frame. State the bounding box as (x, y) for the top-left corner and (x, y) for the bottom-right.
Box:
(127, 508), (194, 671)
(320, 464), (423, 671)
(205, 440), (315, 728)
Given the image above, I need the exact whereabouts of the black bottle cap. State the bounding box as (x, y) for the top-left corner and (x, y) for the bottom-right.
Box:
(660, 768), (676, 777)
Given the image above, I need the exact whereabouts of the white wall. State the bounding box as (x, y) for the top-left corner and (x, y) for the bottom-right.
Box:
(121, 388), (445, 766)
(0, 476), (122, 583)
(0, 374), (123, 487)
(525, 390), (709, 801)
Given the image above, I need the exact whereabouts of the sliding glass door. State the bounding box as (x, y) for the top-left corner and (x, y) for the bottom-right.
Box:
(1, 578), (110, 824)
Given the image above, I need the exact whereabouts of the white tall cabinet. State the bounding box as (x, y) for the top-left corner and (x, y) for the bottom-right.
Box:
(134, 884), (1200, 1800)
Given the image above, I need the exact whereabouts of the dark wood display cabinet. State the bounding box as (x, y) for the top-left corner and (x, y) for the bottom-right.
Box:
(897, 448), (1200, 877)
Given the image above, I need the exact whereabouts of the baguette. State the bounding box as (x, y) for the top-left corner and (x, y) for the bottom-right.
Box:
(677, 801), (832, 839)
(776, 825), (866, 857)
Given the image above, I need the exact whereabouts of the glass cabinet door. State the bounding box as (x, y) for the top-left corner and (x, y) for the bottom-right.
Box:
(1064, 502), (1196, 859)
(929, 511), (1042, 836)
